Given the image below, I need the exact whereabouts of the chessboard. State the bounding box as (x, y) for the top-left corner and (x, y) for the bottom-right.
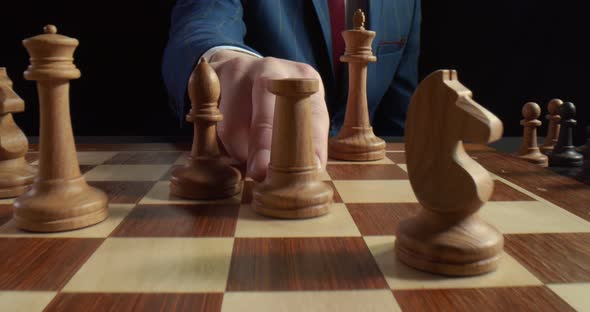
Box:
(0, 142), (588, 312)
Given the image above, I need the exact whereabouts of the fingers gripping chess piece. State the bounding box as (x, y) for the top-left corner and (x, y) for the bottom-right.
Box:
(548, 102), (583, 167)
(541, 99), (563, 154)
(169, 58), (242, 199)
(515, 102), (548, 167)
(0, 68), (37, 198)
(328, 9), (385, 161)
(14, 25), (109, 232)
(253, 79), (333, 219)
(395, 70), (504, 276)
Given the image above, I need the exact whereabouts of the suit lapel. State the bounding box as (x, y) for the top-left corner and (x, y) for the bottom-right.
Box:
(311, 0), (335, 81)
(368, 0), (383, 34)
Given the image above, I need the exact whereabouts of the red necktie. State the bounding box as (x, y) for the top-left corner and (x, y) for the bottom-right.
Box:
(327, 0), (346, 79)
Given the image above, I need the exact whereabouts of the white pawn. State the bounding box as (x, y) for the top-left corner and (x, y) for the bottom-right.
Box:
(516, 102), (548, 167)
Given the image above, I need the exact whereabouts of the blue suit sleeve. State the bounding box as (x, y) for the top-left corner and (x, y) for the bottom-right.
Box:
(162, 0), (260, 119)
(383, 0), (421, 134)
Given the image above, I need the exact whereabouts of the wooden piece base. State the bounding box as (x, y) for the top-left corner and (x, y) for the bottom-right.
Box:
(253, 173), (333, 219)
(395, 212), (504, 276)
(13, 177), (109, 232)
(0, 158), (36, 198)
(540, 145), (554, 155)
(328, 128), (386, 161)
(517, 150), (548, 167)
(549, 150), (584, 167)
(170, 159), (242, 199)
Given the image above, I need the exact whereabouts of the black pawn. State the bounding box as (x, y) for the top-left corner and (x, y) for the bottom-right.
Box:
(584, 126), (590, 169)
(582, 127), (590, 185)
(578, 125), (589, 155)
(549, 102), (583, 167)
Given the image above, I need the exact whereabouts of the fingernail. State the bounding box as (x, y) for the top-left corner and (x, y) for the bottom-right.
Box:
(248, 149), (271, 181)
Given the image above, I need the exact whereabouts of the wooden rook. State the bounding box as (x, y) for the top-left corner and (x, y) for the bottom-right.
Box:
(14, 25), (109, 232)
(253, 78), (333, 219)
(328, 9), (385, 161)
(170, 58), (241, 199)
(515, 102), (548, 167)
(548, 102), (583, 167)
(395, 70), (504, 276)
(0, 68), (37, 198)
(541, 99), (563, 154)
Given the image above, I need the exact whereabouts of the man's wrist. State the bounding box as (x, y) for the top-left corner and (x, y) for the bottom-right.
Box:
(202, 46), (262, 62)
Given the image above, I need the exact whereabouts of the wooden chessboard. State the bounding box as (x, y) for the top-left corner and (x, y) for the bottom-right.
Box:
(0, 142), (588, 312)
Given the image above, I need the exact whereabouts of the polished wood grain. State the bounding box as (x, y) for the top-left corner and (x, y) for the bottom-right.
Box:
(393, 287), (575, 312)
(396, 70), (504, 276)
(386, 152), (406, 164)
(516, 102), (548, 167)
(328, 10), (385, 161)
(112, 204), (239, 237)
(0, 204), (13, 226)
(547, 166), (589, 185)
(541, 99), (563, 154)
(505, 233), (590, 283)
(475, 151), (590, 222)
(45, 293), (223, 312)
(0, 68), (37, 198)
(489, 180), (534, 201)
(79, 165), (97, 174)
(0, 237), (102, 290)
(15, 25), (109, 232)
(253, 79), (333, 219)
(87, 181), (155, 204)
(104, 152), (182, 164)
(347, 203), (421, 236)
(385, 143), (404, 151)
(226, 237), (387, 291)
(385, 142), (495, 153)
(324, 181), (343, 203)
(326, 164), (408, 180)
(464, 143), (496, 152)
(170, 58), (242, 200)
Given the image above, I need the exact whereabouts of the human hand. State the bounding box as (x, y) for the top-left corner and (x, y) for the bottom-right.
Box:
(206, 50), (329, 181)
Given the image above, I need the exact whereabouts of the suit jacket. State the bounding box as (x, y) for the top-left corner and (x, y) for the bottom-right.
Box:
(162, 0), (421, 135)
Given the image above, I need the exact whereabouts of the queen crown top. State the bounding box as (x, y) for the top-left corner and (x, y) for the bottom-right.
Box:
(353, 9), (365, 30)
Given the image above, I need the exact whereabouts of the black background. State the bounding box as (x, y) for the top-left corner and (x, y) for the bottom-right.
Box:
(1, 1), (588, 144)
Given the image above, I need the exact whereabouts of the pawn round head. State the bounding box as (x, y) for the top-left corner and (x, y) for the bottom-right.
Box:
(44, 24), (58, 34)
(560, 102), (576, 120)
(547, 99), (563, 115)
(522, 102), (541, 120)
